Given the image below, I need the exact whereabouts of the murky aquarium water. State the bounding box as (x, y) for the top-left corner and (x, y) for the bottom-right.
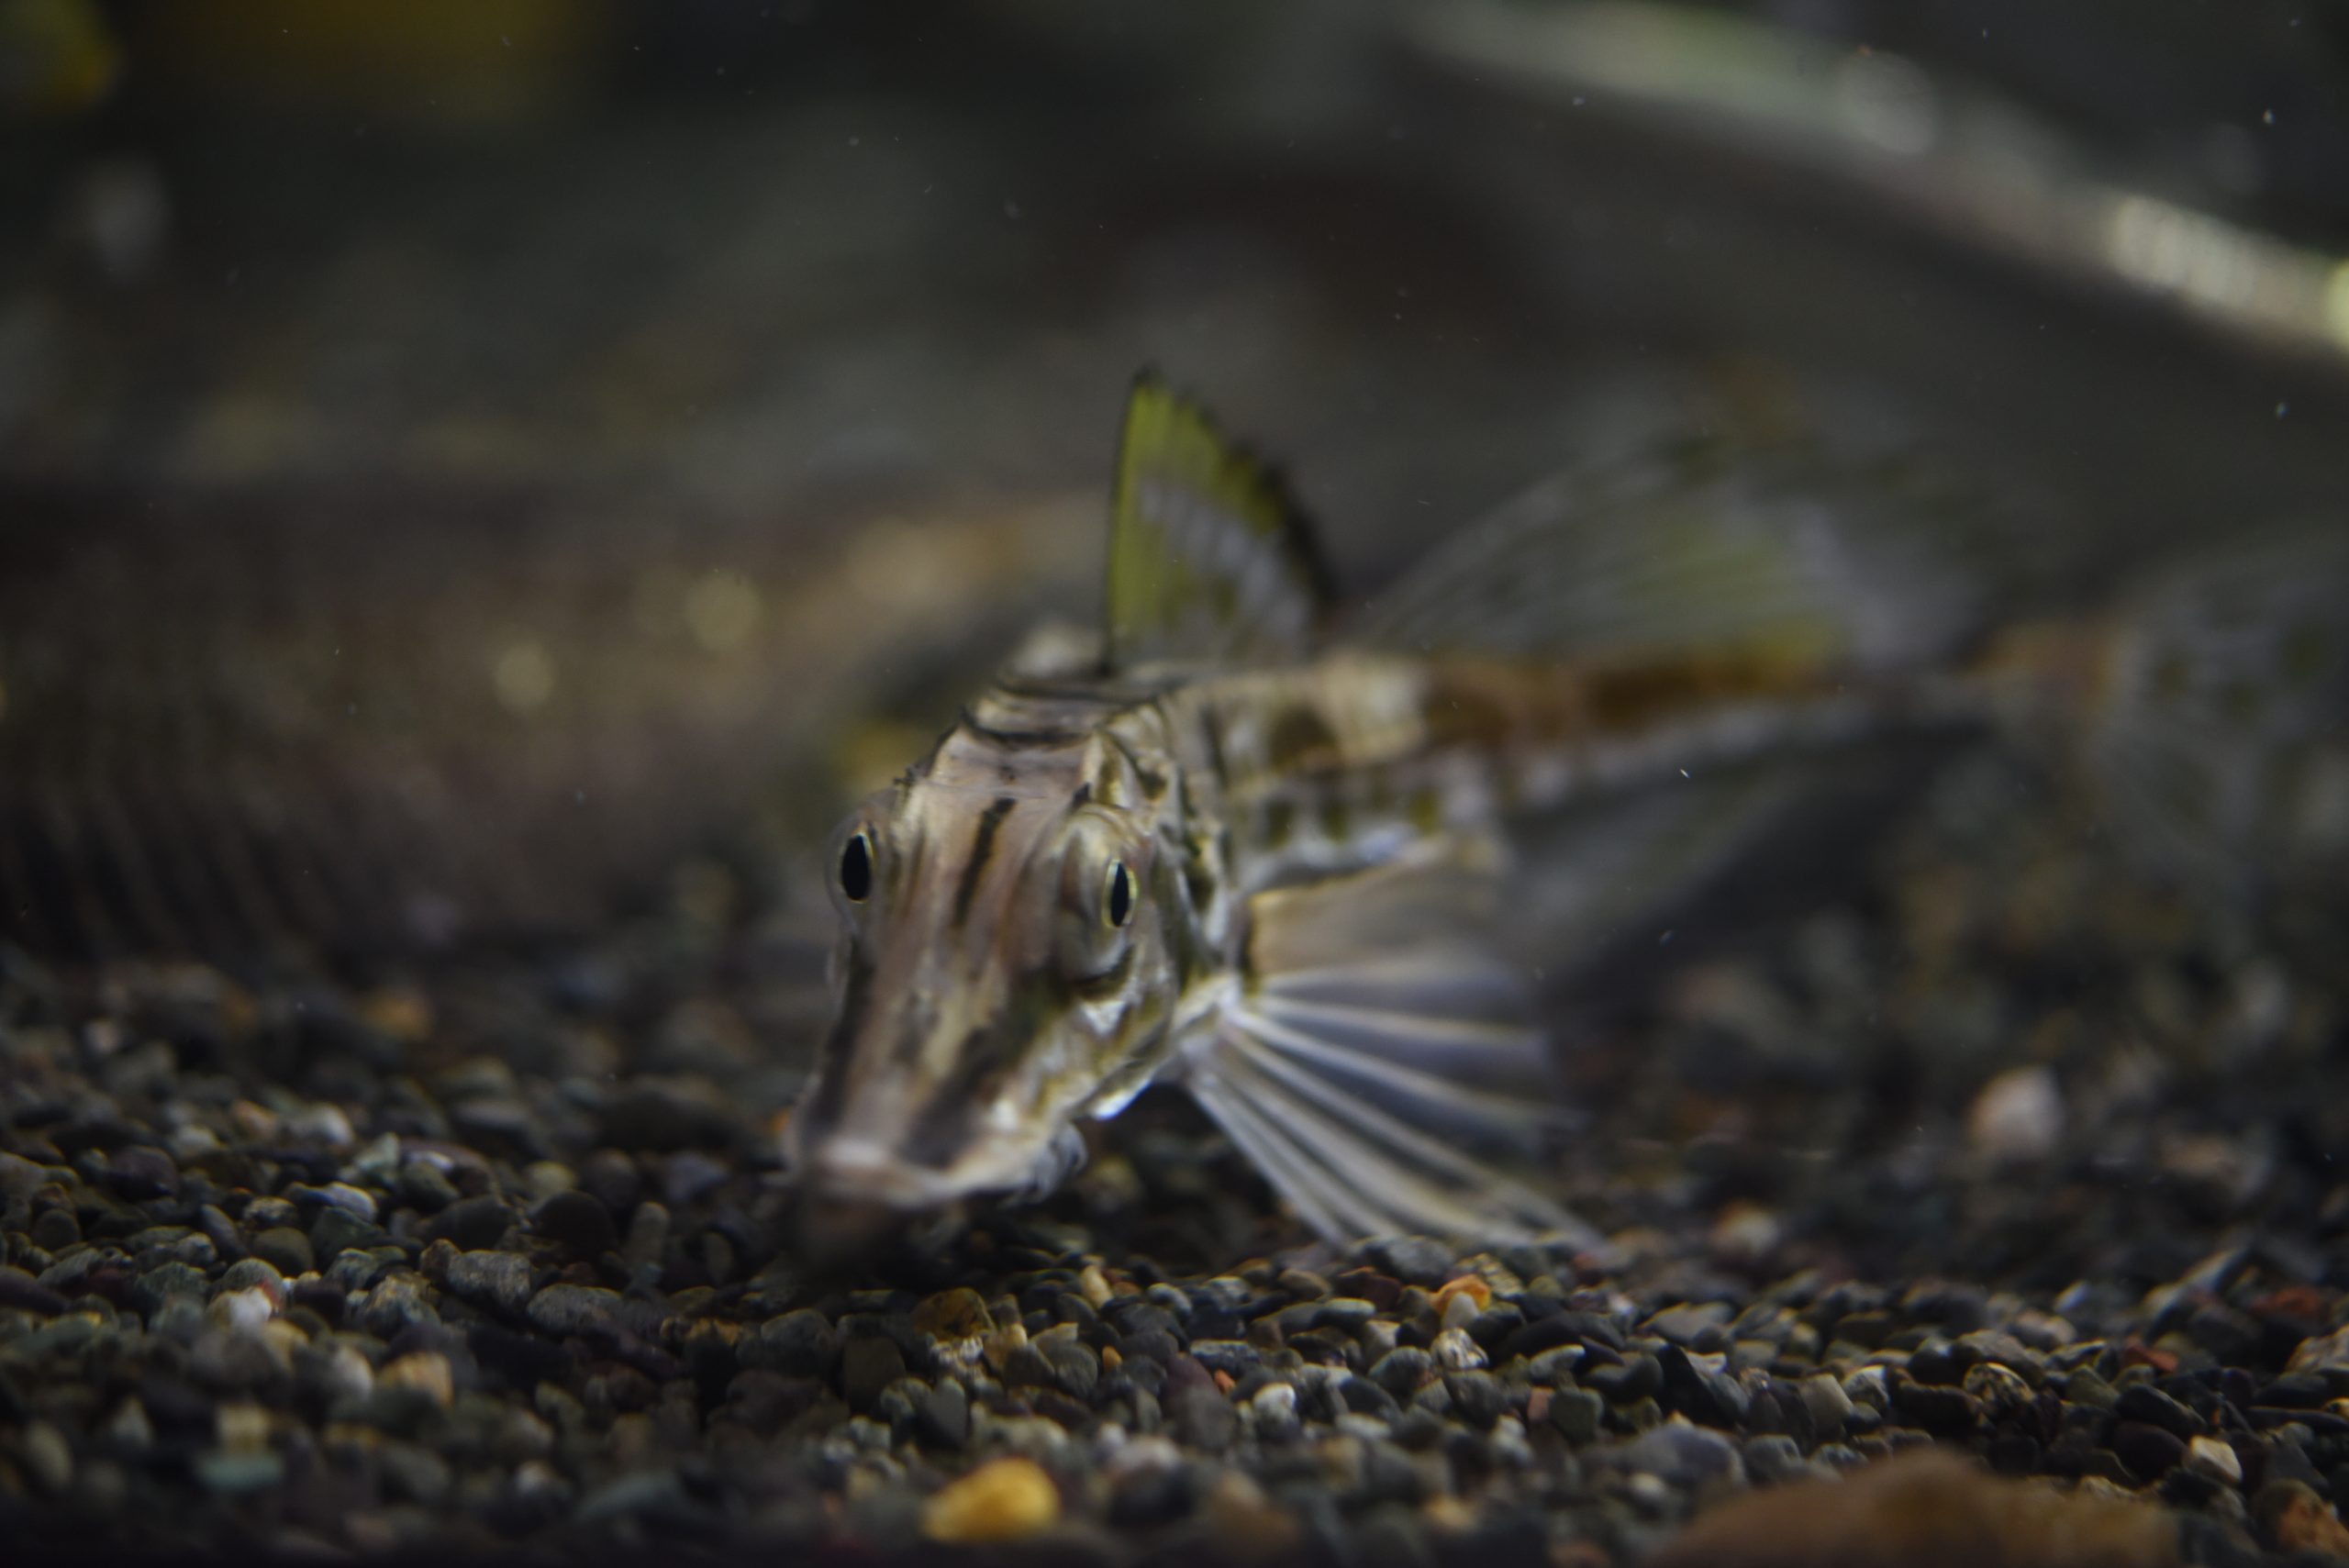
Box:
(3, 4), (2347, 1563)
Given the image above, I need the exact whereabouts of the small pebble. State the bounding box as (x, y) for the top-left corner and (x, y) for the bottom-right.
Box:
(379, 1352), (455, 1407)
(921, 1457), (1061, 1543)
(444, 1250), (534, 1316)
(1967, 1064), (2064, 1161)
(20, 1421), (72, 1493)
(2185, 1434), (2242, 1486)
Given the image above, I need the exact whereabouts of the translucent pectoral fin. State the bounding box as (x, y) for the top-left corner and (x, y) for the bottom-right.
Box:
(1010, 1124), (1092, 1204)
(1178, 839), (1597, 1248)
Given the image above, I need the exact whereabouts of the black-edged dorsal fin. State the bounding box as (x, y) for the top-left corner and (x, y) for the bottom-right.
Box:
(1103, 373), (1332, 671)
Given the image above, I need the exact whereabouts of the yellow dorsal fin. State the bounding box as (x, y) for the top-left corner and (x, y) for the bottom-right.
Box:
(1104, 373), (1330, 671)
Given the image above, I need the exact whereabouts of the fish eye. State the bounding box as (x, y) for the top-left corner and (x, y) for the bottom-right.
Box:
(1104, 860), (1134, 929)
(839, 829), (874, 902)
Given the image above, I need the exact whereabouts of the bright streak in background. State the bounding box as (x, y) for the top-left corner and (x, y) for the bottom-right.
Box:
(1411, 0), (2349, 365)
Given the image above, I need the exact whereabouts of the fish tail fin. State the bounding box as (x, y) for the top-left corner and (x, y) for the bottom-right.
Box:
(1989, 525), (2349, 894)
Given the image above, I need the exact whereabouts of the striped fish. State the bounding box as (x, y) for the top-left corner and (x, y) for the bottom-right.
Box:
(784, 375), (2349, 1246)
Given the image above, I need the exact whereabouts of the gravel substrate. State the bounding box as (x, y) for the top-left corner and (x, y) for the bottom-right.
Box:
(3, 751), (2345, 1566)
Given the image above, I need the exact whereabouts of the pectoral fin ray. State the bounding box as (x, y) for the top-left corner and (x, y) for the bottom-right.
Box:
(1179, 836), (1595, 1246)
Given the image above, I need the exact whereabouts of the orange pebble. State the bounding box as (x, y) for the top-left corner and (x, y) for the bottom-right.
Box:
(1432, 1275), (1492, 1318)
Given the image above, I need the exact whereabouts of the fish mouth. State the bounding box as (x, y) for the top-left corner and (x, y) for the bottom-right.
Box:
(790, 1134), (1037, 1262)
(798, 1135), (973, 1208)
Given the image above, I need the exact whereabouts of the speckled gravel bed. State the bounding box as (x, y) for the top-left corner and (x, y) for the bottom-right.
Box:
(3, 752), (2346, 1565)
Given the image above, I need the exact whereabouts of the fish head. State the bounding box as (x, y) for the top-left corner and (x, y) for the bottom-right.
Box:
(785, 734), (1186, 1221)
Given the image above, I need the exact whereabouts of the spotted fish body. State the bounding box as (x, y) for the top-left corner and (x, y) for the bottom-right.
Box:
(785, 376), (2349, 1245)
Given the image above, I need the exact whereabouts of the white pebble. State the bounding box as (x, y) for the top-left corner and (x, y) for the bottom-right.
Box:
(315, 1182), (378, 1220)
(1106, 1433), (1183, 1480)
(321, 1344), (375, 1402)
(1841, 1365), (1890, 1411)
(2186, 1434), (2243, 1486)
(1968, 1064), (2064, 1162)
(513, 1460), (570, 1500)
(1431, 1326), (1487, 1371)
(1249, 1382), (1298, 1420)
(1488, 1414), (1534, 1469)
(206, 1287), (275, 1336)
(284, 1103), (355, 1148)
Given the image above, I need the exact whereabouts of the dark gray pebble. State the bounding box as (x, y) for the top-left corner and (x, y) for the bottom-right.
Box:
(1445, 1370), (1507, 1429)
(131, 1262), (208, 1318)
(326, 1245), (404, 1293)
(530, 1190), (618, 1258)
(105, 1147), (179, 1200)
(660, 1150), (729, 1207)
(1003, 1343), (1056, 1390)
(444, 1250), (534, 1316)
(1607, 1418), (1744, 1489)
(1169, 1384), (1238, 1451)
(1466, 1305), (1527, 1348)
(1549, 1388), (1604, 1445)
(357, 1274), (440, 1338)
(30, 1207), (79, 1251)
(250, 1228), (315, 1278)
(2114, 1419), (2187, 1479)
(2257, 1373), (2331, 1409)
(1041, 1337), (1101, 1401)
(217, 1258), (284, 1298)
(310, 1207), (386, 1262)
(580, 1150), (644, 1218)
(1907, 1343), (1959, 1385)
(1277, 1296), (1379, 1335)
(527, 1283), (622, 1337)
(2065, 1365), (2120, 1409)
(428, 1195), (516, 1251)
(1187, 1340), (1258, 1378)
(1341, 1375), (1403, 1420)
(1891, 1381), (1980, 1437)
(2118, 1382), (2210, 1440)
(1587, 1354), (1662, 1405)
(469, 1321), (574, 1390)
(841, 1335), (906, 1412)
(748, 1309), (839, 1377)
(1742, 1433), (1806, 1485)
(396, 1162), (461, 1213)
(913, 1376), (969, 1448)
(1361, 1237), (1454, 1287)
(0, 1266), (68, 1316)
(1108, 1456), (1193, 1527)
(1370, 1347), (1434, 1398)
(1499, 1314), (1585, 1362)
(1645, 1301), (1734, 1347)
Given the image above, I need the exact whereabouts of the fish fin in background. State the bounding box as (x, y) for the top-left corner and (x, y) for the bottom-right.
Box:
(1103, 373), (1333, 671)
(1358, 436), (1988, 673)
(1505, 762), (1850, 983)
(1510, 743), (1967, 1020)
(1178, 834), (1597, 1247)
(2065, 526), (2349, 895)
(1363, 435), (1999, 999)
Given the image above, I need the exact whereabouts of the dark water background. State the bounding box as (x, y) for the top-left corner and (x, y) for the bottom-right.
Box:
(3, 0), (2346, 962)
